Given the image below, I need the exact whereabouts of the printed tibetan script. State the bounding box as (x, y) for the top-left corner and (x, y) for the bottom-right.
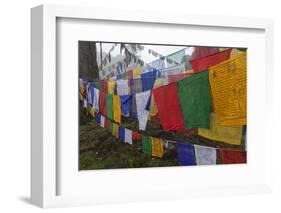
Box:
(209, 52), (247, 125)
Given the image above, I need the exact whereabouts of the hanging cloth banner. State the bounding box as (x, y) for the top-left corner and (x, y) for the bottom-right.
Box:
(132, 131), (142, 141)
(194, 145), (217, 165)
(136, 90), (151, 130)
(191, 47), (219, 61)
(95, 112), (101, 125)
(112, 123), (119, 138)
(100, 115), (105, 128)
(220, 149), (246, 164)
(129, 78), (143, 94)
(198, 113), (243, 145)
(124, 128), (133, 144)
(130, 94), (138, 118)
(100, 80), (108, 93)
(88, 82), (95, 105)
(108, 79), (116, 95)
(166, 49), (186, 65)
(177, 70), (211, 128)
(118, 126), (125, 142)
(82, 98), (87, 109)
(105, 93), (113, 120)
(120, 95), (132, 117)
(141, 70), (157, 92)
(167, 72), (192, 84)
(93, 88), (99, 111)
(176, 143), (196, 166)
(113, 95), (121, 123)
(209, 52), (247, 125)
(151, 137), (164, 158)
(116, 79), (129, 96)
(191, 48), (232, 73)
(142, 135), (152, 155)
(99, 90), (106, 116)
(127, 69), (133, 79)
(153, 82), (185, 131)
(133, 66), (141, 79)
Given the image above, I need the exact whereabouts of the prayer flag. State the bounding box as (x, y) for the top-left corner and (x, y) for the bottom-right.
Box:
(106, 93), (113, 120)
(151, 137), (164, 158)
(191, 48), (231, 73)
(177, 71), (211, 128)
(194, 145), (217, 165)
(113, 95), (121, 123)
(191, 47), (219, 61)
(209, 52), (247, 125)
(220, 149), (246, 164)
(133, 66), (141, 78)
(198, 113), (243, 145)
(99, 90), (106, 115)
(100, 115), (105, 128)
(124, 128), (133, 144)
(176, 143), (196, 166)
(116, 79), (129, 96)
(141, 70), (157, 91)
(112, 123), (119, 138)
(142, 135), (152, 155)
(93, 88), (99, 111)
(108, 79), (116, 94)
(136, 90), (151, 130)
(120, 95), (132, 117)
(153, 82), (185, 131)
(95, 112), (101, 124)
(132, 131), (142, 141)
(118, 126), (125, 142)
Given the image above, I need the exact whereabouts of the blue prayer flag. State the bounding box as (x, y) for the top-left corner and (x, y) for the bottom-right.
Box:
(118, 126), (125, 142)
(176, 143), (196, 166)
(141, 70), (157, 91)
(120, 95), (132, 117)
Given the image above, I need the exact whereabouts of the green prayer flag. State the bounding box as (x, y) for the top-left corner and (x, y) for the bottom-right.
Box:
(142, 135), (152, 155)
(106, 93), (113, 120)
(177, 70), (211, 128)
(93, 80), (102, 90)
(109, 120), (113, 133)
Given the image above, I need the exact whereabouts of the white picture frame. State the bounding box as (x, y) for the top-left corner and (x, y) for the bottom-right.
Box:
(31, 4), (274, 208)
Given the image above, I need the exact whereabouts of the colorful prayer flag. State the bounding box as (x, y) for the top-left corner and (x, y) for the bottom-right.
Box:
(153, 82), (185, 131)
(99, 90), (106, 115)
(220, 149), (246, 164)
(124, 128), (133, 144)
(136, 90), (151, 130)
(151, 137), (164, 158)
(106, 93), (113, 120)
(198, 113), (243, 145)
(177, 71), (211, 128)
(194, 145), (217, 165)
(176, 143), (196, 166)
(142, 135), (152, 155)
(191, 48), (231, 73)
(113, 95), (121, 123)
(209, 52), (247, 125)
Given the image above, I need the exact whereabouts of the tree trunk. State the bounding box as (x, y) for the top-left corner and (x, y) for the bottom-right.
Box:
(79, 41), (99, 80)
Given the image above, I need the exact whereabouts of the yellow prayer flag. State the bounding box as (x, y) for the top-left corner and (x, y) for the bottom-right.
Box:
(112, 123), (119, 138)
(108, 79), (116, 94)
(113, 95), (121, 123)
(209, 52), (247, 125)
(133, 66), (141, 79)
(89, 107), (96, 118)
(151, 137), (164, 158)
(198, 113), (243, 145)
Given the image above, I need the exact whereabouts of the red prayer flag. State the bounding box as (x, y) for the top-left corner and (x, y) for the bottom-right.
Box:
(191, 48), (232, 73)
(152, 82), (185, 131)
(100, 80), (108, 93)
(191, 47), (219, 61)
(99, 90), (106, 115)
(132, 131), (142, 141)
(104, 118), (110, 129)
(127, 69), (133, 79)
(220, 149), (247, 164)
(167, 73), (192, 84)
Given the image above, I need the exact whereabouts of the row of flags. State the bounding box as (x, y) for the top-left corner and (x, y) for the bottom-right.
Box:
(80, 50), (246, 145)
(83, 104), (246, 165)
